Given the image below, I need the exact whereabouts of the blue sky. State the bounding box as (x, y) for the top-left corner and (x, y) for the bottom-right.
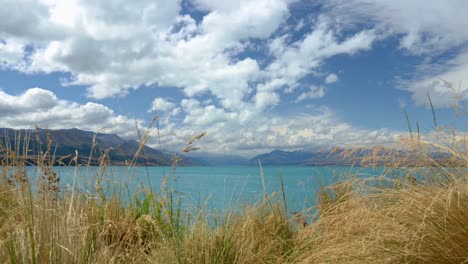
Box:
(0, 0), (467, 157)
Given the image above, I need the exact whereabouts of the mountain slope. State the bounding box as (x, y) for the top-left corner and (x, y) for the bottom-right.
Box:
(0, 128), (197, 166)
(185, 153), (249, 166)
(250, 148), (457, 166)
(249, 149), (351, 166)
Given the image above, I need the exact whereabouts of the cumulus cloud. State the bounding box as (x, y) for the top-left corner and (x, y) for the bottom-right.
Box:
(260, 18), (375, 96)
(0, 40), (26, 69)
(324, 73), (338, 84)
(254, 91), (280, 111)
(141, 93), (403, 156)
(295, 86), (325, 102)
(150, 98), (176, 112)
(0, 0), (379, 111)
(0, 88), (58, 114)
(152, 104), (401, 156)
(400, 53), (468, 108)
(0, 0), (64, 40)
(323, 0), (468, 108)
(324, 0), (468, 55)
(0, 0), (288, 112)
(0, 88), (141, 138)
(0, 88), (401, 157)
(2, 0), (459, 155)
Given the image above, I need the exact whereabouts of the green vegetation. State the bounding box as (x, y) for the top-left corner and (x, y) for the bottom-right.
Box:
(0, 125), (467, 263)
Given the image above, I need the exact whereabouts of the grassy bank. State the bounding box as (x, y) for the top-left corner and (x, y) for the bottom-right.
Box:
(0, 131), (467, 263)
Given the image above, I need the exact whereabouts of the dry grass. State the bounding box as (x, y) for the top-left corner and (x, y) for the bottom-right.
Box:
(0, 126), (467, 263)
(295, 175), (468, 263)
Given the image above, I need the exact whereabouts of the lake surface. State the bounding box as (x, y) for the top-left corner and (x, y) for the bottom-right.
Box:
(23, 165), (388, 212)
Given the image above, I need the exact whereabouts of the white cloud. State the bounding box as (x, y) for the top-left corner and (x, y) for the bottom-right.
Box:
(324, 73), (338, 84)
(143, 95), (403, 156)
(296, 86), (325, 102)
(400, 52), (468, 108)
(0, 88), (141, 138)
(294, 18), (305, 31)
(0, 0), (378, 113)
(152, 104), (401, 156)
(0, 40), (26, 69)
(199, 0), (289, 41)
(254, 91), (280, 110)
(323, 0), (468, 108)
(0, 87), (403, 156)
(150, 98), (176, 112)
(0, 0), (289, 113)
(324, 0), (468, 55)
(2, 0), (449, 155)
(0, 0), (64, 41)
(0, 88), (58, 114)
(260, 18), (375, 96)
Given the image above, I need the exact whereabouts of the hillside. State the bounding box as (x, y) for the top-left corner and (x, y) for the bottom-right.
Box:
(250, 148), (457, 167)
(249, 149), (352, 166)
(0, 128), (198, 166)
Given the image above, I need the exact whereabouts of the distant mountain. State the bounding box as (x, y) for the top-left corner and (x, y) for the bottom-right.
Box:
(250, 150), (308, 165)
(249, 148), (409, 166)
(186, 153), (249, 166)
(0, 128), (199, 166)
(2, 128), (455, 167)
(250, 148), (459, 167)
(249, 149), (354, 166)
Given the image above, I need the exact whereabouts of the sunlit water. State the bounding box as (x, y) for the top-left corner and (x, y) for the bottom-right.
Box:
(21, 165), (392, 212)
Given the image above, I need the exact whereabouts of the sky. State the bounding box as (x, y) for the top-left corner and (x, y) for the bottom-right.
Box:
(0, 0), (467, 157)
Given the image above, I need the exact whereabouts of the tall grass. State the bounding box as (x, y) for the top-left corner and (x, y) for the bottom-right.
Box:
(0, 119), (467, 263)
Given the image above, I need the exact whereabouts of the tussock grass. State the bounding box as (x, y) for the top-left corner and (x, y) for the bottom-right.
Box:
(296, 175), (468, 263)
(0, 124), (467, 263)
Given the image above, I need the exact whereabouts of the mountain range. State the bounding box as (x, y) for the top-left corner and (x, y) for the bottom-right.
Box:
(248, 149), (356, 166)
(0, 128), (358, 166)
(0, 128), (453, 167)
(0, 128), (197, 166)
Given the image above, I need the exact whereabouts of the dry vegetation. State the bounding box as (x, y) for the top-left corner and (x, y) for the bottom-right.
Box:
(0, 123), (467, 263)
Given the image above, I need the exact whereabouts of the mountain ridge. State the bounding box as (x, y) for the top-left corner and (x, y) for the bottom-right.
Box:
(248, 149), (353, 166)
(0, 127), (198, 166)
(0, 128), (456, 167)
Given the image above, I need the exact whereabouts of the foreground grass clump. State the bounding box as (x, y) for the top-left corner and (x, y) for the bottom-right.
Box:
(0, 130), (467, 263)
(0, 168), (298, 263)
(297, 175), (468, 263)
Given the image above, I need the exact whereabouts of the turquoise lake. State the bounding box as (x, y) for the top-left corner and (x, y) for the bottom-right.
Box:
(23, 166), (390, 212)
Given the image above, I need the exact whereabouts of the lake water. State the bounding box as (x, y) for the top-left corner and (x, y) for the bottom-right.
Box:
(23, 165), (388, 212)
